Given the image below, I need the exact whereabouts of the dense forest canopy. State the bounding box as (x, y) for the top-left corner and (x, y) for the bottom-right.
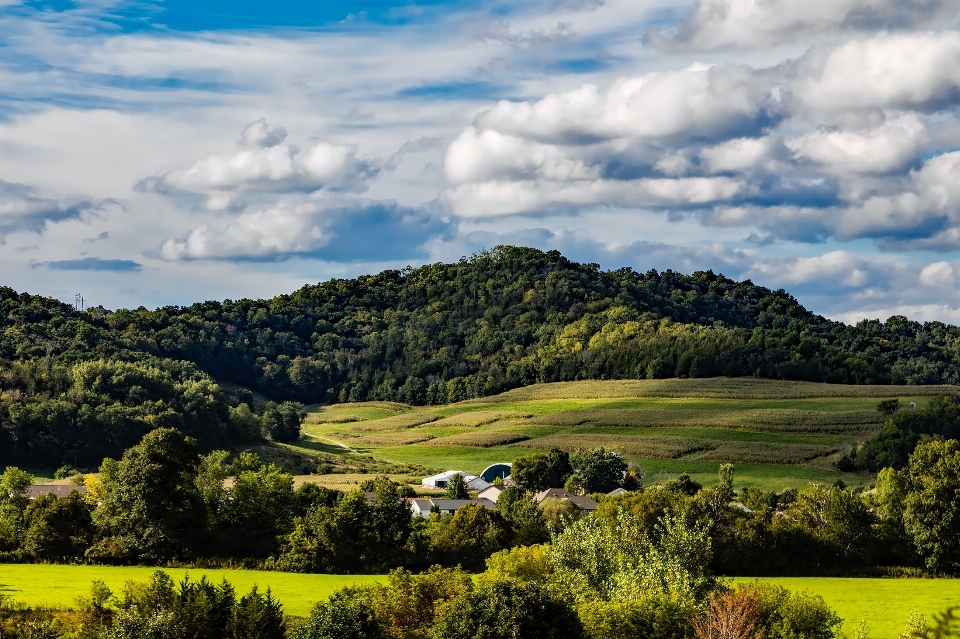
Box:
(3, 245), (960, 466)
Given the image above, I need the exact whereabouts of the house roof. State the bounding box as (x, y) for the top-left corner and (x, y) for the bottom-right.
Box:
(25, 485), (87, 499)
(533, 488), (598, 511)
(422, 470), (478, 483)
(430, 498), (497, 511)
(478, 485), (503, 498)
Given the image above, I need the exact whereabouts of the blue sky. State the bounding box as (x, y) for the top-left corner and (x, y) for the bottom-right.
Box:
(3, 0), (960, 323)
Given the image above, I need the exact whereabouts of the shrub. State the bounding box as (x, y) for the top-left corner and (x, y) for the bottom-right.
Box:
(433, 579), (584, 639)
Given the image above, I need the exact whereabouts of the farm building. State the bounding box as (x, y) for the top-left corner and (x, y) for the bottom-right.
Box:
(421, 470), (490, 491)
(477, 485), (503, 503)
(25, 485), (87, 499)
(406, 497), (498, 517)
(479, 463), (512, 483)
(533, 488), (598, 511)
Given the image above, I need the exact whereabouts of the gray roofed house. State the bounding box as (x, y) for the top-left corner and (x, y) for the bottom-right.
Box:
(533, 488), (598, 511)
(25, 485), (87, 499)
(426, 498), (498, 516)
(409, 498), (434, 518)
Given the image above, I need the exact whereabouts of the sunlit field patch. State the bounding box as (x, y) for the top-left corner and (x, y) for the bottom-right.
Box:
(297, 378), (955, 490)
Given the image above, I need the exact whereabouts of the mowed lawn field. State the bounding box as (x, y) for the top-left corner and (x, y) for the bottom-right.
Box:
(294, 378), (955, 490)
(2, 564), (958, 636)
(0, 564), (387, 617)
(735, 577), (960, 638)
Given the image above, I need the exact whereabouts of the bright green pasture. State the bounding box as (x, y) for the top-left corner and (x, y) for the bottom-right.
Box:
(743, 577), (960, 639)
(0, 564), (387, 617)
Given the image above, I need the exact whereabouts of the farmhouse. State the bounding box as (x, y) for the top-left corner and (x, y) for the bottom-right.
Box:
(421, 470), (490, 491)
(408, 497), (498, 517)
(533, 488), (599, 512)
(25, 485), (87, 499)
(477, 485), (503, 502)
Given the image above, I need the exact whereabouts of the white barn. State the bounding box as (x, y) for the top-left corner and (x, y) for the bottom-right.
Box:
(421, 470), (490, 491)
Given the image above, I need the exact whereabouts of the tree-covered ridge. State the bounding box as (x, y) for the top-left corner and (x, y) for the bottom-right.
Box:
(4, 245), (960, 466)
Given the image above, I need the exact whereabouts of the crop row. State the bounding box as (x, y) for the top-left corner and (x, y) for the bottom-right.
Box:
(352, 412), (440, 431)
(424, 432), (532, 448)
(528, 408), (881, 433)
(506, 433), (837, 464)
(429, 411), (533, 428)
(462, 378), (955, 402)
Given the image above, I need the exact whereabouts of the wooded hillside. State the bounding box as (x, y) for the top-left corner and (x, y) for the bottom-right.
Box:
(3, 245), (959, 466)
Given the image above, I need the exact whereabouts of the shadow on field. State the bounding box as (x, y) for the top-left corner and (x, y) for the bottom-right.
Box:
(293, 437), (356, 455)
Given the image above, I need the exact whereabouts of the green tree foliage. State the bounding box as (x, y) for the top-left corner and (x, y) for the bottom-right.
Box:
(279, 478), (412, 573)
(89, 428), (205, 562)
(512, 449), (573, 492)
(496, 489), (550, 545)
(0, 466), (32, 551)
(903, 438), (960, 573)
(261, 401), (305, 443)
(432, 579), (585, 639)
(84, 571), (284, 639)
(293, 596), (383, 639)
(444, 473), (468, 499)
(857, 395), (960, 471)
(570, 447), (627, 493)
(431, 503), (510, 570)
(22, 491), (93, 559)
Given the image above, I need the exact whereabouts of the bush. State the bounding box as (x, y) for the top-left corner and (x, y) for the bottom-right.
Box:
(578, 597), (692, 639)
(433, 579), (584, 639)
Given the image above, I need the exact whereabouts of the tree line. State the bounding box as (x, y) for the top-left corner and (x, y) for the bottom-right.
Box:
(5, 246), (960, 468)
(3, 424), (960, 578)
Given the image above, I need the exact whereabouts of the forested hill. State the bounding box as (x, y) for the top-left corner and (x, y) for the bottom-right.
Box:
(3, 246), (960, 465)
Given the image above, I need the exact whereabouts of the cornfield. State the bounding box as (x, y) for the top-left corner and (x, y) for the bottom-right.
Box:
(460, 378), (956, 403)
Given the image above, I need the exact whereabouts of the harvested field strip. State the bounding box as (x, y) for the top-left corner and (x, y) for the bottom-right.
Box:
(424, 432), (532, 448)
(305, 402), (409, 424)
(353, 412), (440, 431)
(331, 432), (436, 447)
(695, 442), (838, 464)
(429, 411), (533, 427)
(513, 433), (836, 463)
(512, 434), (714, 459)
(736, 409), (880, 431)
(529, 408), (880, 432)
(461, 378), (956, 402)
(576, 426), (853, 447)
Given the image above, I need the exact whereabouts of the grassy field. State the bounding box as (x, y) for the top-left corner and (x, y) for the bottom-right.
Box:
(0, 564), (387, 617)
(737, 577), (960, 639)
(291, 378), (956, 491)
(2, 564), (957, 636)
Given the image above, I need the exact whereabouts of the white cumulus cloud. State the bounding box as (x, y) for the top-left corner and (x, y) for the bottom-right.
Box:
(137, 119), (379, 209)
